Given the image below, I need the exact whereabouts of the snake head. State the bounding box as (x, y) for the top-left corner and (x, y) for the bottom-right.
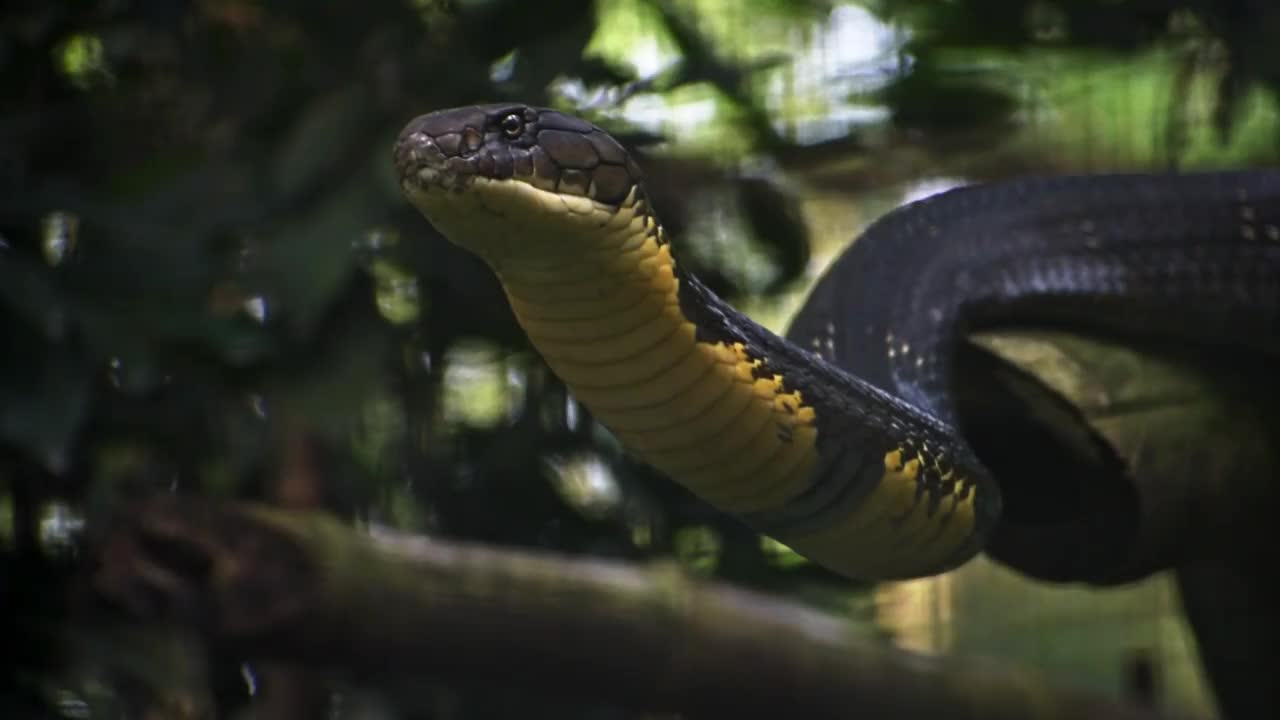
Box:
(394, 104), (648, 265)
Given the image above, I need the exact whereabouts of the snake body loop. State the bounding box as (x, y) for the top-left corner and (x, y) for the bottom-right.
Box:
(395, 103), (1280, 581)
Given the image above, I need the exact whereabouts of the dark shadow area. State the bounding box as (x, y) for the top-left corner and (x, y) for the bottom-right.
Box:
(952, 338), (1139, 583)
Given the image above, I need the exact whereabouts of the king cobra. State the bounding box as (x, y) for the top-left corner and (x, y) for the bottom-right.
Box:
(394, 103), (1280, 581)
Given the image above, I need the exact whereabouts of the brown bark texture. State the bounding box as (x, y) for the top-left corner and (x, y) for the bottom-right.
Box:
(92, 499), (1200, 720)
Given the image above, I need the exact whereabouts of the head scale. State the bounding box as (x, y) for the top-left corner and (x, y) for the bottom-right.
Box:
(394, 104), (647, 266)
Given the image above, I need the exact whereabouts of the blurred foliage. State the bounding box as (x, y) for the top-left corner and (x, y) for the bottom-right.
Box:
(1, 0), (1277, 718)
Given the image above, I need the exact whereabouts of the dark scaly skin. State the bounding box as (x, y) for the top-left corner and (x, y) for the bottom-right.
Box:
(787, 171), (1280, 422)
(394, 103), (1280, 581)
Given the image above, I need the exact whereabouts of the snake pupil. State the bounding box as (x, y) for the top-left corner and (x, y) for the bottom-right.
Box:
(500, 113), (523, 138)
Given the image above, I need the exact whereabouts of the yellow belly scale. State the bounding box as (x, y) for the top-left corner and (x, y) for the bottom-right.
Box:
(496, 217), (978, 579)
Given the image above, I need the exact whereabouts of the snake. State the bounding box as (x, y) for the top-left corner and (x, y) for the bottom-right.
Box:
(393, 103), (1280, 581)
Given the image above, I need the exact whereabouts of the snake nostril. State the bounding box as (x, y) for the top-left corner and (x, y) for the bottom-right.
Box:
(462, 126), (483, 153)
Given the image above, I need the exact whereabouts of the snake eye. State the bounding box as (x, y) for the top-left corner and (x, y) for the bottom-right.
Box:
(500, 113), (524, 138)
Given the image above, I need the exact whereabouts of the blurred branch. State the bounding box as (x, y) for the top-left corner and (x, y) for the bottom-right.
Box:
(647, 0), (789, 151)
(93, 499), (1195, 720)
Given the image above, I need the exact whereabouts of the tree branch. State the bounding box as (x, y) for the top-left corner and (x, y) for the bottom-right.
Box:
(92, 499), (1196, 719)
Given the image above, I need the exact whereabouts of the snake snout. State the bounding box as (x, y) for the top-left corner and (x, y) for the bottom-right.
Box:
(395, 107), (497, 190)
(393, 130), (438, 179)
(395, 127), (481, 192)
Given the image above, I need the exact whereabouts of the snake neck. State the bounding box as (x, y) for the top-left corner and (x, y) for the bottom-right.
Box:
(492, 209), (991, 579)
(495, 218), (822, 517)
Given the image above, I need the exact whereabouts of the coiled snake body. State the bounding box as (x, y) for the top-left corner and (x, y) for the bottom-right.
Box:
(395, 104), (1280, 581)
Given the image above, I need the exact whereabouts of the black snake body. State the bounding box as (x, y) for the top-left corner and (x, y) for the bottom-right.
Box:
(788, 171), (1280, 423)
(395, 103), (1280, 581)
